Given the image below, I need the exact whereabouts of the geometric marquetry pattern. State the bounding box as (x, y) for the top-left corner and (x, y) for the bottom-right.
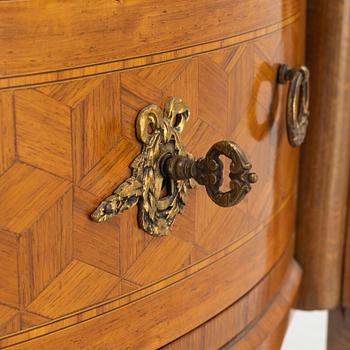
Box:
(0, 24), (300, 336)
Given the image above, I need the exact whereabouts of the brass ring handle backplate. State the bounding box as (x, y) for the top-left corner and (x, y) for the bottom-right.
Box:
(278, 64), (310, 147)
(91, 97), (257, 236)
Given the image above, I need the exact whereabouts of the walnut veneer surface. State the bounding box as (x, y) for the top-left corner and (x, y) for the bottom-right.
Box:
(0, 0), (304, 348)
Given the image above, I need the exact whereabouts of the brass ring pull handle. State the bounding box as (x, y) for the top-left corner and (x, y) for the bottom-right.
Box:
(163, 141), (257, 207)
(278, 64), (310, 147)
(91, 97), (257, 236)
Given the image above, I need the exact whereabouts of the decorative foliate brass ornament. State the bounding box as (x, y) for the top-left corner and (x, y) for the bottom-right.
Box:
(91, 97), (195, 236)
(278, 64), (310, 147)
(163, 141), (258, 207)
(91, 97), (257, 236)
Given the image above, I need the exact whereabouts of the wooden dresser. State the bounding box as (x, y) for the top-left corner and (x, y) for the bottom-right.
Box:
(0, 1), (306, 349)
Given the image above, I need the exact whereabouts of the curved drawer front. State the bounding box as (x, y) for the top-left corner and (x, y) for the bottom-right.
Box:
(0, 0), (299, 80)
(0, 0), (304, 347)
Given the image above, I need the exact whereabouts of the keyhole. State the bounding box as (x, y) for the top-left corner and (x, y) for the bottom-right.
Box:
(219, 155), (231, 192)
(159, 177), (171, 199)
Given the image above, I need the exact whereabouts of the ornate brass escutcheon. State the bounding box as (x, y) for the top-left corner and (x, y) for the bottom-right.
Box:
(278, 64), (310, 147)
(91, 97), (257, 236)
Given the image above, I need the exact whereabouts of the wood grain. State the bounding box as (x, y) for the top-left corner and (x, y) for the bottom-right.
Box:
(0, 163), (70, 233)
(0, 0), (300, 78)
(295, 0), (350, 310)
(0, 91), (15, 175)
(0, 231), (18, 308)
(124, 235), (192, 285)
(37, 76), (105, 109)
(162, 239), (295, 349)
(222, 262), (300, 349)
(72, 74), (121, 183)
(0, 13), (300, 90)
(118, 206), (154, 276)
(18, 189), (73, 307)
(257, 315), (289, 350)
(15, 89), (72, 180)
(26, 260), (121, 319)
(198, 55), (229, 136)
(77, 138), (139, 199)
(20, 312), (51, 331)
(0, 195), (295, 349)
(72, 188), (120, 275)
(0, 2), (303, 345)
(0, 305), (20, 338)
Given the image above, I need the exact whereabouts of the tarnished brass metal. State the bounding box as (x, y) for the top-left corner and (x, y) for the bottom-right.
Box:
(278, 64), (310, 147)
(163, 141), (258, 207)
(91, 97), (257, 236)
(91, 97), (195, 236)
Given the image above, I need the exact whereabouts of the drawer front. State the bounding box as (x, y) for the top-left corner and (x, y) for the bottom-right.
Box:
(0, 0), (300, 80)
(0, 1), (304, 348)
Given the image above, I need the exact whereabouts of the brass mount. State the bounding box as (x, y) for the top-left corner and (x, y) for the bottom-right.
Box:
(278, 64), (310, 147)
(91, 97), (257, 236)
